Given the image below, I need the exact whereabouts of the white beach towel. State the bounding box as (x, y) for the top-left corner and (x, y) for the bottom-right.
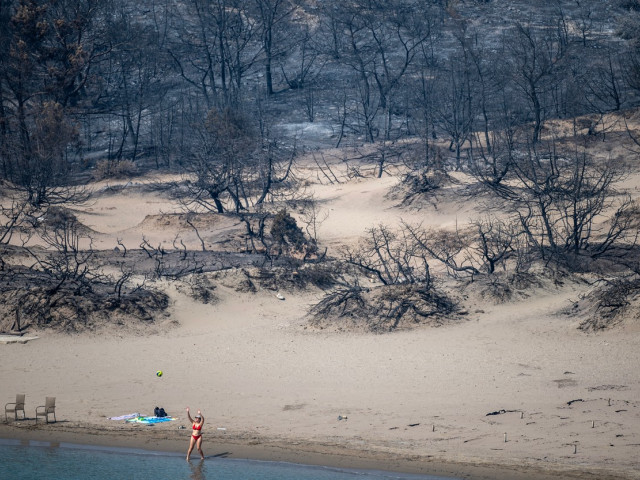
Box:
(108, 413), (142, 420)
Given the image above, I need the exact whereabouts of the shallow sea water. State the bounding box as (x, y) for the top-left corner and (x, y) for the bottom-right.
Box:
(0, 439), (459, 480)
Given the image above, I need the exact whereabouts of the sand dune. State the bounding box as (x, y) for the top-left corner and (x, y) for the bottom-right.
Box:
(1, 164), (640, 480)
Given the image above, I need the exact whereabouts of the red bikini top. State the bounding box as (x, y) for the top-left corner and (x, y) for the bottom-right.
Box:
(193, 423), (202, 431)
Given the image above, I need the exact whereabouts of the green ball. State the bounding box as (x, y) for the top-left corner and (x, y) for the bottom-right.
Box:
(156, 370), (163, 377)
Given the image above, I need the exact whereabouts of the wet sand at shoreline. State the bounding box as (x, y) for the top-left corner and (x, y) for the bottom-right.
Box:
(0, 422), (632, 480)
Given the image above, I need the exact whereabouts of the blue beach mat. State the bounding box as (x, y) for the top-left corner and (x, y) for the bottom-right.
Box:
(126, 416), (176, 424)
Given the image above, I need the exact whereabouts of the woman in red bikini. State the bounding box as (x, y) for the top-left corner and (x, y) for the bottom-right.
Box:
(186, 407), (205, 461)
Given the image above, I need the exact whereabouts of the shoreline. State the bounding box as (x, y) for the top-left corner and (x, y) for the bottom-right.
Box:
(0, 422), (635, 480)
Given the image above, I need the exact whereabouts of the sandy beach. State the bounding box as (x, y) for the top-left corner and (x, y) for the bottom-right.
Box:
(3, 0), (640, 477)
(2, 164), (640, 480)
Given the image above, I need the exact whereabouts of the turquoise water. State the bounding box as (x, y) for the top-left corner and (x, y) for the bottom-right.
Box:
(0, 440), (458, 480)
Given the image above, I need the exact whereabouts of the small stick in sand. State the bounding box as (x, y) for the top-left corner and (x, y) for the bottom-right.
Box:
(504, 432), (507, 443)
(520, 411), (524, 419)
(432, 424), (435, 432)
(592, 420), (595, 428)
(573, 444), (577, 454)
